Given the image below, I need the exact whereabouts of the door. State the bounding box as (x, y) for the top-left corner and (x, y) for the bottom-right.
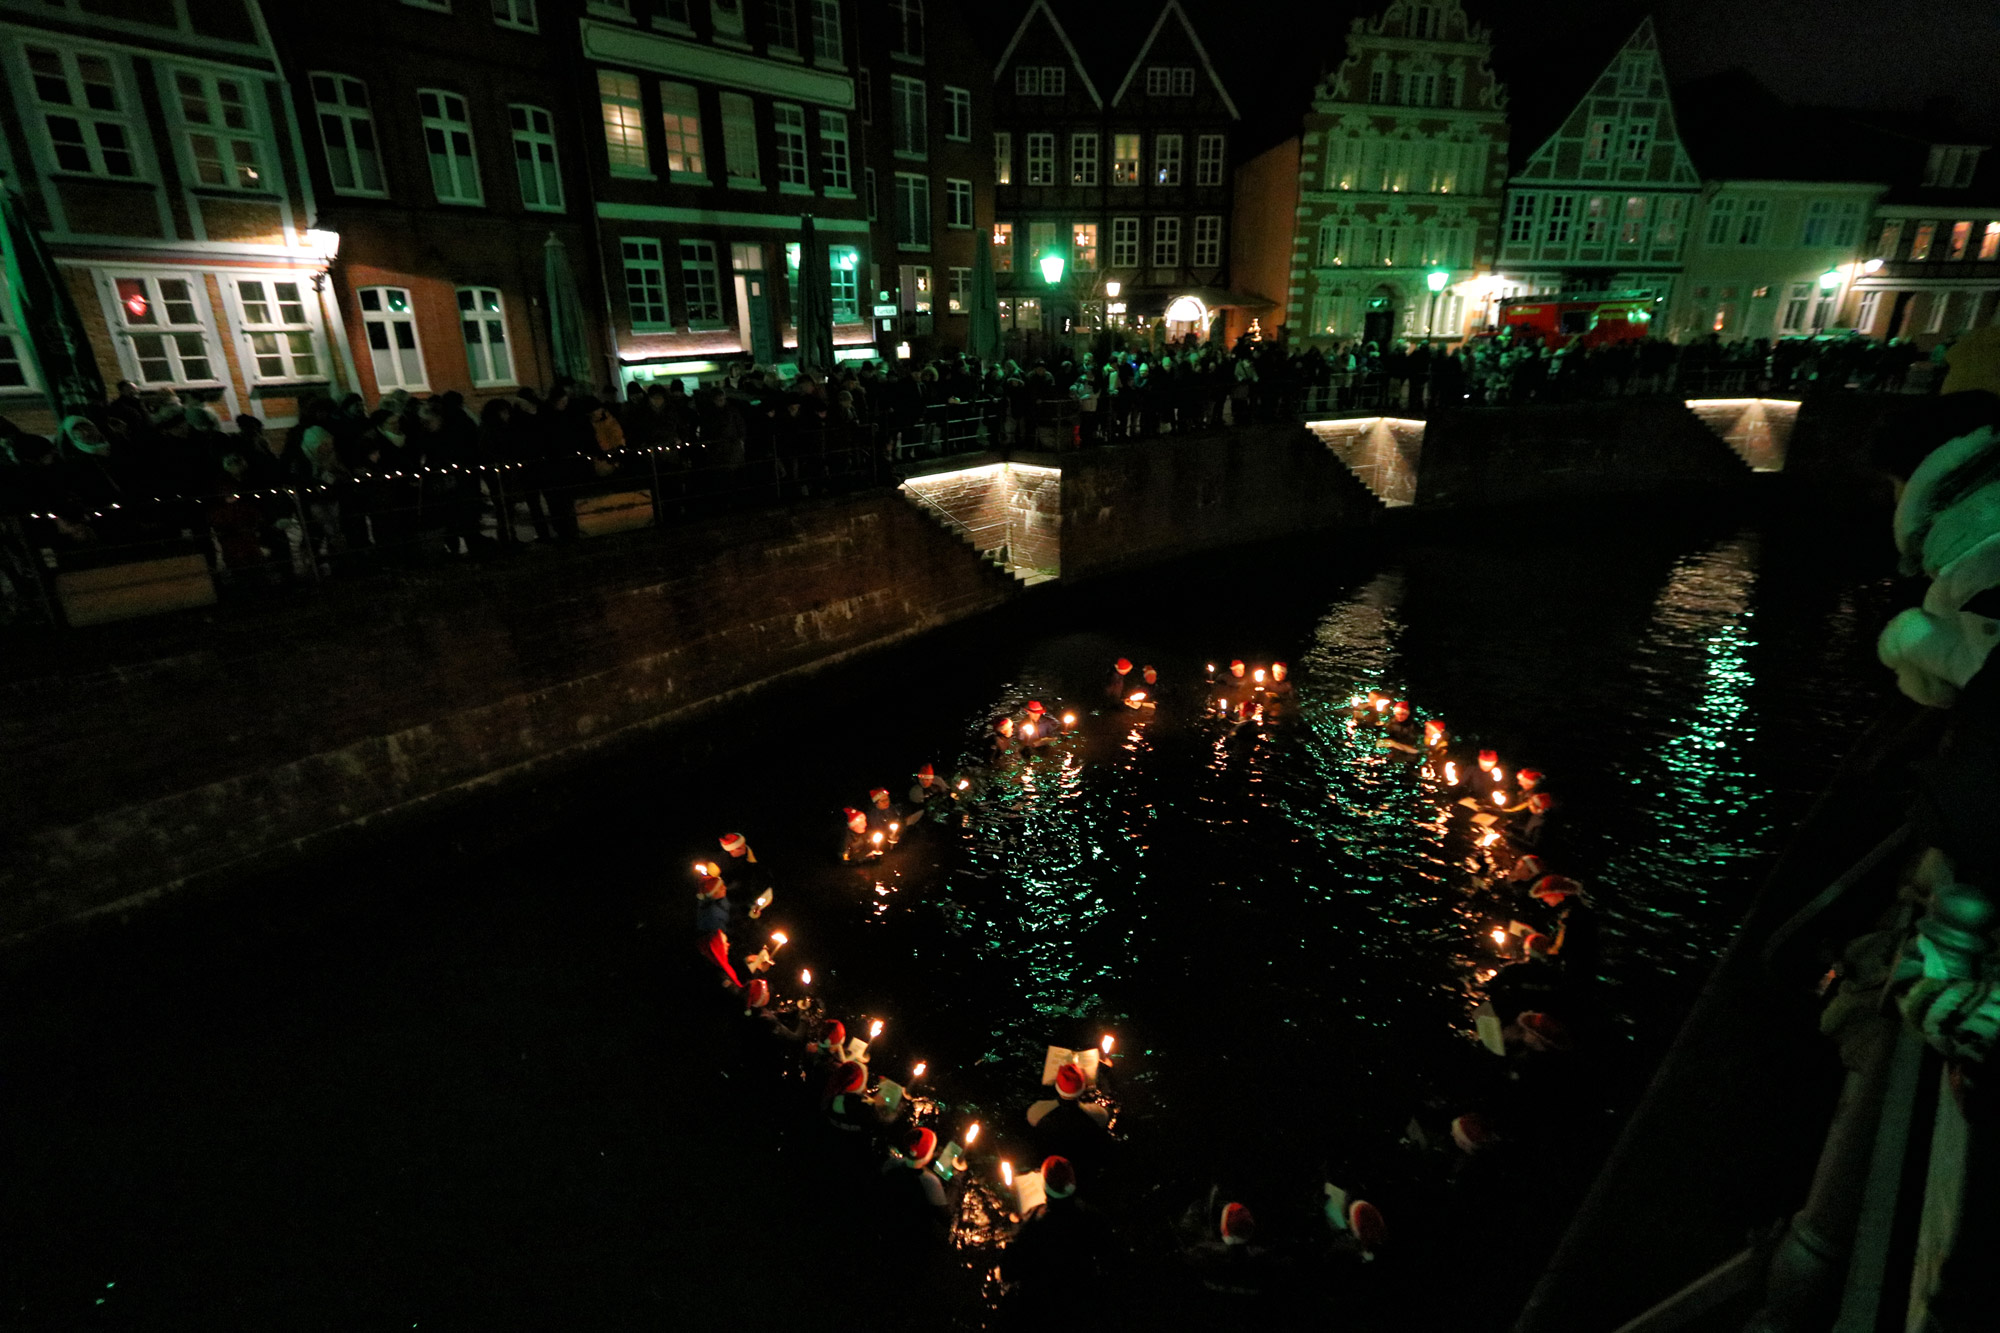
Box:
(731, 244), (775, 364)
(1363, 307), (1394, 349)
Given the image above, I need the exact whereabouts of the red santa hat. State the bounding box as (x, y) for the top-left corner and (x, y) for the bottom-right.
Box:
(1041, 1155), (1077, 1199)
(822, 1020), (846, 1048)
(1220, 1202), (1256, 1244)
(1348, 1200), (1387, 1250)
(1478, 749), (1499, 768)
(902, 1126), (937, 1167)
(1531, 875), (1580, 904)
(1424, 718), (1447, 738)
(1026, 700), (1046, 715)
(1518, 1011), (1573, 1052)
(1229, 659), (1245, 671)
(745, 979), (770, 1008)
(1518, 769), (1545, 789)
(1513, 855), (1546, 880)
(1392, 700), (1412, 717)
(1450, 1112), (1498, 1155)
(870, 788), (890, 802)
(1523, 931), (1552, 960)
(1528, 792), (1555, 812)
(845, 808), (867, 832)
(829, 1061), (866, 1096)
(917, 763), (935, 778)
(719, 832), (747, 853)
(1114, 658), (1133, 674)
(1054, 1064), (1087, 1099)
(1271, 662), (1287, 675)
(696, 875), (726, 898)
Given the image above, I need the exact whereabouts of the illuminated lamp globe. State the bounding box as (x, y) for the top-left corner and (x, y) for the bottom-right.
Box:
(1426, 268), (1450, 293)
(1818, 268), (1842, 291)
(304, 227), (342, 265)
(1105, 279), (1122, 297)
(1039, 254), (1066, 285)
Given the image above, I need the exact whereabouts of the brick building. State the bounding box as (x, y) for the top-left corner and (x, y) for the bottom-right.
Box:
(263, 0), (603, 408)
(990, 0), (1241, 349)
(576, 0), (872, 388)
(1285, 0), (1510, 349)
(0, 0), (332, 435)
(1497, 18), (1699, 316)
(855, 0), (991, 357)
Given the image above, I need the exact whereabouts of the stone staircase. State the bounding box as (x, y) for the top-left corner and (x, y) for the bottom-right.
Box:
(897, 476), (1055, 587)
(1682, 397), (1798, 472)
(1305, 414), (1424, 507)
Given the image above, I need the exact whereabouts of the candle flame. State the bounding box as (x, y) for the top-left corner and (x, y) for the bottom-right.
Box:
(772, 932), (788, 946)
(1101, 1034), (1115, 1054)
(1253, 670), (1266, 683)
(1207, 664), (1216, 673)
(965, 1122), (980, 1146)
(1491, 791), (1506, 807)
(1492, 768), (1506, 784)
(800, 969), (812, 985)
(912, 1062), (926, 1080)
(1063, 714), (1076, 726)
(1023, 722), (1036, 737)
(869, 1019), (884, 1039)
(1444, 762), (1458, 784)
(1374, 699), (1390, 712)
(958, 779), (970, 790)
(872, 832), (884, 844)
(890, 822), (899, 832)
(1128, 691), (1146, 702)
(1002, 1160), (1014, 1186)
(1490, 928), (1506, 945)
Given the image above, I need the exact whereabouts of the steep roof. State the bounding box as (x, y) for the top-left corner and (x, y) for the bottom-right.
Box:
(1109, 0), (1241, 118)
(992, 0), (1105, 106)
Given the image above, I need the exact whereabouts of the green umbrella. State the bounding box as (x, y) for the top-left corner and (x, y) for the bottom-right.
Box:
(795, 214), (834, 378)
(542, 231), (593, 389)
(0, 176), (105, 415)
(967, 232), (1001, 363)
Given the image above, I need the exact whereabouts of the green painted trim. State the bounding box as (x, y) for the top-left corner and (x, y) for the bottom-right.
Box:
(583, 19), (854, 109)
(595, 202), (871, 231)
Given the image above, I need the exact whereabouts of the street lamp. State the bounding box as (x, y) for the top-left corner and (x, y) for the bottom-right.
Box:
(304, 226), (341, 292)
(1425, 267), (1449, 340)
(1039, 253), (1066, 285)
(1105, 280), (1121, 298)
(1815, 266), (1841, 334)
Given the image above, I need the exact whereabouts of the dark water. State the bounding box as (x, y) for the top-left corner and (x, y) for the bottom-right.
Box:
(2, 508), (1899, 1331)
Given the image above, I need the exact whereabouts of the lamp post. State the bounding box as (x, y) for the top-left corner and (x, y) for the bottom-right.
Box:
(302, 225), (355, 396)
(1425, 268), (1449, 342)
(1815, 266), (1841, 335)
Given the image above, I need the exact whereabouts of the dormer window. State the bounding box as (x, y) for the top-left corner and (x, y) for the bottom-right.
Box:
(1924, 145), (1983, 189)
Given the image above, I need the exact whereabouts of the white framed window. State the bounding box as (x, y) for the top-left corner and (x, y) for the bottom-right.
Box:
(0, 270), (35, 395)
(946, 86), (971, 141)
(599, 70), (649, 175)
(418, 89), (482, 203)
(679, 239), (724, 326)
(1042, 67), (1065, 95)
(1620, 195), (1646, 244)
(711, 0), (746, 39)
(1155, 134), (1182, 187)
(1619, 53), (1647, 93)
(992, 222), (1013, 271)
(622, 238), (670, 327)
(1071, 132), (1098, 186)
(509, 104), (564, 210)
(894, 172), (931, 249)
(1193, 215), (1221, 266)
(1655, 196), (1683, 244)
(25, 44), (140, 179)
(662, 81), (707, 178)
(909, 264), (932, 313)
(1705, 196), (1737, 246)
(456, 286), (514, 386)
(1624, 119), (1652, 164)
(766, 0), (798, 54)
(1923, 146), (1982, 189)
(1015, 66), (1039, 95)
(1367, 68), (1389, 103)
(829, 244), (860, 320)
(1910, 221), (1937, 260)
(234, 277), (320, 382)
(1402, 71), (1437, 106)
(1111, 216), (1138, 267)
(173, 70), (267, 191)
(310, 73), (384, 196)
(492, 0), (537, 29)
(1145, 66), (1169, 96)
(1926, 293), (1951, 334)
(994, 131), (1012, 184)
(1196, 134), (1224, 187)
(1854, 289), (1883, 333)
(891, 0), (924, 59)
(1780, 282), (1810, 333)
(774, 102), (810, 190)
(1736, 197), (1768, 246)
(1544, 195), (1573, 244)
(819, 110), (851, 192)
(1833, 201), (1863, 248)
(111, 274), (219, 386)
(948, 265), (969, 314)
(1072, 222), (1097, 271)
(720, 92), (758, 183)
(1585, 120), (1611, 161)
(356, 286), (425, 389)
(865, 166), (877, 219)
(857, 67), (872, 123)
(1026, 132), (1054, 185)
(946, 177), (972, 228)
(890, 75), (926, 158)
(1507, 193), (1537, 243)
(811, 0), (843, 65)
(1801, 199), (1834, 246)
(1982, 221), (2000, 260)
(1112, 133), (1140, 185)
(404, 0), (453, 10)
(1410, 3), (1438, 37)
(1153, 217), (1181, 267)
(1581, 195), (1608, 244)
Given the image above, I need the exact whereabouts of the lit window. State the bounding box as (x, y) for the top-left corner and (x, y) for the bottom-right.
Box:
(26, 44), (139, 179)
(599, 70), (649, 175)
(1155, 134), (1182, 187)
(679, 240), (723, 325)
(1196, 134), (1224, 187)
(1072, 223), (1097, 271)
(811, 0), (843, 64)
(1981, 221), (2000, 260)
(1949, 220), (1973, 260)
(720, 93), (757, 183)
(236, 278), (320, 381)
(828, 245), (860, 321)
(1026, 132), (1054, 185)
(509, 104), (564, 210)
(1581, 195), (1607, 244)
(0, 270), (35, 394)
(492, 0), (537, 29)
(418, 89), (482, 203)
(1153, 217), (1180, 267)
(890, 75), (926, 158)
(894, 172), (930, 248)
(992, 222), (1013, 272)
(948, 265), (969, 314)
(819, 110), (850, 192)
(1624, 119), (1652, 164)
(662, 82), (707, 178)
(112, 275), (216, 386)
(1620, 195), (1645, 244)
(1192, 215), (1221, 267)
(766, 0), (797, 53)
(774, 102), (810, 189)
(1910, 220), (1936, 260)
(1111, 217), (1138, 267)
(622, 238), (670, 327)
(1070, 132), (1098, 186)
(946, 177), (972, 228)
(456, 286), (514, 386)
(356, 285), (426, 390)
(994, 131), (1012, 185)
(175, 70), (265, 190)
(890, 0), (923, 59)
(1112, 134), (1140, 185)
(945, 86), (971, 141)
(311, 73), (384, 195)
(1655, 196), (1683, 244)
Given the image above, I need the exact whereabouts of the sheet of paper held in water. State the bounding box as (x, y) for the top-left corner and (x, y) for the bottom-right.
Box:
(1039, 1046), (1101, 1086)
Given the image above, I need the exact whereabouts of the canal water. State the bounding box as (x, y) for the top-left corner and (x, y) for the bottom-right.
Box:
(2, 504), (1900, 1330)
